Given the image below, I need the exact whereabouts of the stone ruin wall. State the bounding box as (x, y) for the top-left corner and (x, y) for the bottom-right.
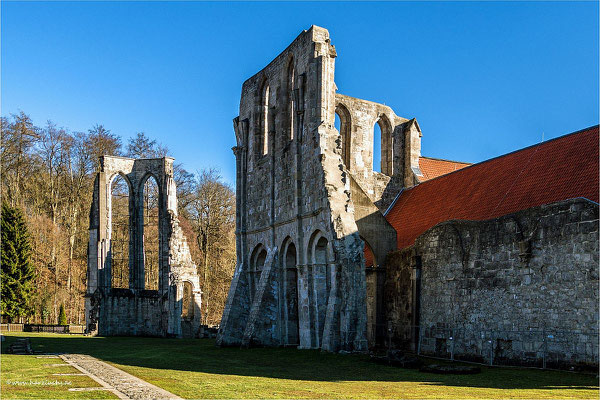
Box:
(218, 25), (422, 351)
(86, 156), (202, 338)
(385, 198), (599, 366)
(334, 93), (422, 211)
(219, 26), (362, 351)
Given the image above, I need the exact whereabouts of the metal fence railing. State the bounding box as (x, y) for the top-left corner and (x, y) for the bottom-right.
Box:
(0, 324), (86, 334)
(388, 324), (598, 370)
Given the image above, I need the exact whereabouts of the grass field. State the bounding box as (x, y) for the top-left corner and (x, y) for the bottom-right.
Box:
(1, 334), (116, 399)
(1, 332), (598, 399)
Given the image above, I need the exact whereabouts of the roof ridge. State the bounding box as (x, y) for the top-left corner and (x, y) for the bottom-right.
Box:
(408, 124), (599, 189)
(420, 156), (472, 164)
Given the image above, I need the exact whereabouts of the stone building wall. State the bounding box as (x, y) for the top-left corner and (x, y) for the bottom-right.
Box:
(385, 198), (599, 366)
(218, 25), (419, 351)
(86, 156), (202, 338)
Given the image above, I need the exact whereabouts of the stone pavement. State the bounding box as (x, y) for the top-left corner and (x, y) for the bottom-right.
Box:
(60, 354), (182, 400)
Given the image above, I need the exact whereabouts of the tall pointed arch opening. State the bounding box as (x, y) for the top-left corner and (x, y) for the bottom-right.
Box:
(335, 103), (351, 168)
(250, 244), (267, 301)
(261, 82), (270, 156)
(282, 238), (299, 346)
(307, 231), (332, 347)
(373, 115), (393, 175)
(142, 175), (160, 290)
(287, 58), (296, 141)
(110, 174), (131, 289)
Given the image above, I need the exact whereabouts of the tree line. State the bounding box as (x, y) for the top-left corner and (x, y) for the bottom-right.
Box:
(1, 111), (235, 326)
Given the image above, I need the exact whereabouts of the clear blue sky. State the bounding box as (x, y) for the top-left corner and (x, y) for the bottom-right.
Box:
(2, 1), (598, 184)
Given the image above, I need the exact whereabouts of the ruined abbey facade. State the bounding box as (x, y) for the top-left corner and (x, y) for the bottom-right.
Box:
(86, 156), (202, 338)
(218, 25), (599, 366)
(218, 26), (426, 352)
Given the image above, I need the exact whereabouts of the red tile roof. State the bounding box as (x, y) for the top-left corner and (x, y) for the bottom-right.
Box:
(418, 157), (471, 181)
(386, 126), (599, 249)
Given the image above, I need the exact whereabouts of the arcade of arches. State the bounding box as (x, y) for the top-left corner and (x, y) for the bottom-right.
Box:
(86, 156), (203, 338)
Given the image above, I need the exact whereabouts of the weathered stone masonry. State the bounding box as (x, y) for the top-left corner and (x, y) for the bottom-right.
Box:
(86, 156), (202, 338)
(218, 26), (421, 351)
(385, 198), (599, 365)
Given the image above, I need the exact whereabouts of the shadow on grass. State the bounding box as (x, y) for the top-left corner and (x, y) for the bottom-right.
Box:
(4, 333), (598, 391)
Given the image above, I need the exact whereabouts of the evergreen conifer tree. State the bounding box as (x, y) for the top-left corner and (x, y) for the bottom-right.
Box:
(58, 303), (67, 325)
(1, 202), (35, 322)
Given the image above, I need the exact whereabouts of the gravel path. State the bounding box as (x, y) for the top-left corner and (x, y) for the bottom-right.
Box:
(60, 354), (183, 400)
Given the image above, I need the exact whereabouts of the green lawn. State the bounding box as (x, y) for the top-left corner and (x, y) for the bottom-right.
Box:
(1, 332), (598, 399)
(1, 334), (116, 399)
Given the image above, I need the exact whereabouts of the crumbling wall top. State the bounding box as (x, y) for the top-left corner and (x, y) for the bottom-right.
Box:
(335, 93), (408, 126)
(240, 26), (332, 95)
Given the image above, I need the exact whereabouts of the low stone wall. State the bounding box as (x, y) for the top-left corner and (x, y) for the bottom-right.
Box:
(99, 290), (164, 337)
(385, 198), (599, 367)
(416, 324), (597, 369)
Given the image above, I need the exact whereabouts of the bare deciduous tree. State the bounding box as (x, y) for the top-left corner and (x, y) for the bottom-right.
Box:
(184, 169), (235, 325)
(1, 113), (236, 326)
